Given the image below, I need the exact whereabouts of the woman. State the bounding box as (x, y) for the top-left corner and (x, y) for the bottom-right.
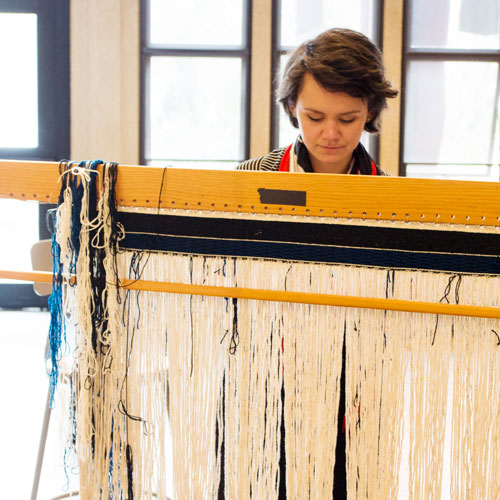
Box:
(236, 28), (398, 499)
(238, 28), (397, 175)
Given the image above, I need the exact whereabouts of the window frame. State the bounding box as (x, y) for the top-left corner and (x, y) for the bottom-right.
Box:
(399, 0), (500, 177)
(0, 0), (69, 162)
(0, 0), (70, 309)
(139, 0), (253, 166)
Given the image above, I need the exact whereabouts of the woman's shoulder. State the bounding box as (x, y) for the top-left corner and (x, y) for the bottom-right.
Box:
(237, 147), (288, 171)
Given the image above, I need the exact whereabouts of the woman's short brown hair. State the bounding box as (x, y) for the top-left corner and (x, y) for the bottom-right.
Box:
(278, 28), (398, 133)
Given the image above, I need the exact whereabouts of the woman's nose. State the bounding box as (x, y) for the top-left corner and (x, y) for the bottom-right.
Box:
(322, 121), (340, 140)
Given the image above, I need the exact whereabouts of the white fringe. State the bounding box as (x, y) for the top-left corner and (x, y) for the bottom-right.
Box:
(56, 195), (500, 499)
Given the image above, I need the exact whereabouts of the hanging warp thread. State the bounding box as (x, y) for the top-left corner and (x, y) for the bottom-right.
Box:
(49, 159), (131, 498)
(46, 158), (91, 407)
(50, 163), (500, 499)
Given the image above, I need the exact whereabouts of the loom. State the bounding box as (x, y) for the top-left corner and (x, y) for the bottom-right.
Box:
(2, 159), (500, 499)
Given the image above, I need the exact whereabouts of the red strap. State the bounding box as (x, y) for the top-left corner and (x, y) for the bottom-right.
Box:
(278, 144), (293, 171)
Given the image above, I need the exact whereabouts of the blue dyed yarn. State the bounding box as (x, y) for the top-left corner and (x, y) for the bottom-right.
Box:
(46, 161), (83, 407)
(47, 227), (65, 408)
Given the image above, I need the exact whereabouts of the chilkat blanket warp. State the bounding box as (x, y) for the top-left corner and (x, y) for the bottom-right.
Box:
(48, 161), (500, 499)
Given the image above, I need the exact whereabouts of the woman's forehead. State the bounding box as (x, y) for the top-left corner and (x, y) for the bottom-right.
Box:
(296, 74), (368, 113)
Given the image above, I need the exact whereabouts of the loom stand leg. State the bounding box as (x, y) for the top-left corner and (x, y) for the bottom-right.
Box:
(31, 384), (52, 500)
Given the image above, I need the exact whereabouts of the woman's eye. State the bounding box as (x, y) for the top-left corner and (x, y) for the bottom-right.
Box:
(308, 116), (322, 122)
(339, 118), (355, 124)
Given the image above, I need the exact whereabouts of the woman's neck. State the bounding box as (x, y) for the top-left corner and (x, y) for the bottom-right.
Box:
(311, 156), (353, 174)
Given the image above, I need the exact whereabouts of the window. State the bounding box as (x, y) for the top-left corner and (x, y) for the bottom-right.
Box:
(141, 0), (499, 179)
(0, 13), (37, 149)
(0, 2), (70, 498)
(141, 0), (251, 169)
(0, 0), (69, 308)
(401, 0), (500, 180)
(141, 0), (383, 169)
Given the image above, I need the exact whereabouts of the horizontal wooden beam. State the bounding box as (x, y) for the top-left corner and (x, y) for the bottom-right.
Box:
(1, 160), (500, 226)
(2, 269), (500, 320)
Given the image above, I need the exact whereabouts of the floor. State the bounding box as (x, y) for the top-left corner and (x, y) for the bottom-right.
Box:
(0, 310), (79, 500)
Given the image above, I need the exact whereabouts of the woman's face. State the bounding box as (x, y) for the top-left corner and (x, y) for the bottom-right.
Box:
(290, 73), (370, 174)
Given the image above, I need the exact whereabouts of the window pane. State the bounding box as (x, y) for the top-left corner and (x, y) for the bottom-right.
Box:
(149, 0), (244, 47)
(410, 0), (500, 50)
(149, 160), (239, 170)
(280, 0), (376, 47)
(0, 200), (39, 283)
(147, 57), (243, 163)
(278, 90), (298, 147)
(0, 13), (38, 148)
(404, 61), (500, 166)
(406, 163), (499, 181)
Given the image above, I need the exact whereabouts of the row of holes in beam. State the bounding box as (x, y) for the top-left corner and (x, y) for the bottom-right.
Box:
(4, 192), (499, 225)
(121, 199), (499, 224)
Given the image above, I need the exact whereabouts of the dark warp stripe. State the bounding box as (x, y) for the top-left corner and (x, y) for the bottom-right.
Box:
(117, 212), (500, 257)
(120, 233), (500, 275)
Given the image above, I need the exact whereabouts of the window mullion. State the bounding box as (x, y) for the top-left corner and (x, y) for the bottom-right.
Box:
(143, 47), (250, 57)
(249, 0), (273, 158)
(407, 49), (500, 61)
(379, 0), (404, 176)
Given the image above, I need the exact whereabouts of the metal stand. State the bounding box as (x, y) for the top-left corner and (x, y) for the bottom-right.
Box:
(30, 383), (52, 500)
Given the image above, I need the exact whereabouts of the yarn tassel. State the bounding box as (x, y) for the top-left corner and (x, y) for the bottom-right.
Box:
(47, 227), (65, 407)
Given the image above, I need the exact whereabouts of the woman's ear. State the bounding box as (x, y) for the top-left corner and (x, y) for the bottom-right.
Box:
(290, 104), (297, 118)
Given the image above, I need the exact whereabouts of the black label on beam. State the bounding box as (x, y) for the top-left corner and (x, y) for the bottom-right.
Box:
(257, 188), (307, 206)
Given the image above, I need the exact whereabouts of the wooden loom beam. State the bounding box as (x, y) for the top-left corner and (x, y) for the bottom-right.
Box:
(2, 159), (500, 320)
(1, 159), (500, 226)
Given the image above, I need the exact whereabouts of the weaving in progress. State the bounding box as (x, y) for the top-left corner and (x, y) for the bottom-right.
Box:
(3, 159), (500, 499)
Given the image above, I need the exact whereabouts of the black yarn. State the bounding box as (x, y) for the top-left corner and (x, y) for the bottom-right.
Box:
(284, 265), (293, 290)
(385, 269), (396, 299)
(104, 162), (125, 305)
(57, 159), (70, 206)
(431, 274), (462, 345)
(86, 160), (105, 354)
(116, 167), (168, 291)
(492, 330), (500, 345)
(229, 298), (240, 355)
(117, 253), (146, 426)
(126, 444), (134, 500)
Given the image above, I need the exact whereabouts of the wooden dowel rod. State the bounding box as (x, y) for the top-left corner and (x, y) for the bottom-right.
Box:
(2, 269), (500, 319)
(1, 270), (53, 283)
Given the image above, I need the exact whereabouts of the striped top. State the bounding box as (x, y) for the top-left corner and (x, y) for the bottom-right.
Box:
(237, 138), (385, 176)
(237, 147), (288, 171)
